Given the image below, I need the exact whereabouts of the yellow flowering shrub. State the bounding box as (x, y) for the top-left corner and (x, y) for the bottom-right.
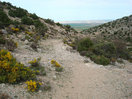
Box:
(11, 27), (19, 32)
(36, 36), (40, 41)
(63, 39), (75, 48)
(63, 38), (67, 44)
(29, 59), (37, 65)
(0, 49), (36, 84)
(43, 34), (49, 40)
(15, 42), (18, 48)
(51, 59), (61, 67)
(28, 58), (40, 67)
(51, 60), (63, 72)
(25, 80), (42, 92)
(28, 58), (46, 76)
(25, 31), (32, 36)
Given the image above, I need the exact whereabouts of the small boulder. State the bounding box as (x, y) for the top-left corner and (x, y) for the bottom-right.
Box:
(24, 40), (29, 44)
(1, 29), (8, 34)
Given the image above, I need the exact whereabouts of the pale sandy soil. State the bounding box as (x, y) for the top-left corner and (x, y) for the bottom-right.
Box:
(0, 39), (132, 99)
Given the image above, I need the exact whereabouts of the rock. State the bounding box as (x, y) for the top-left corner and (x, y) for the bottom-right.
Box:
(84, 59), (89, 63)
(18, 34), (25, 40)
(23, 45), (30, 50)
(1, 83), (5, 87)
(38, 48), (42, 53)
(1, 29), (8, 34)
(66, 47), (73, 52)
(53, 75), (57, 79)
(24, 40), (29, 44)
(115, 62), (125, 68)
(29, 25), (35, 30)
(39, 90), (42, 93)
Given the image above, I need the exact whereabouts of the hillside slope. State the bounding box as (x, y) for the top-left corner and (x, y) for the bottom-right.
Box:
(0, 1), (77, 40)
(82, 15), (132, 42)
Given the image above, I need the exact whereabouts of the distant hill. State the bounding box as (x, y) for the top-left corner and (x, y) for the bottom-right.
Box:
(60, 20), (111, 31)
(82, 15), (132, 43)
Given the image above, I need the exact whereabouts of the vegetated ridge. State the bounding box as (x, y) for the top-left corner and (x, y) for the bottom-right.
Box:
(82, 15), (132, 43)
(0, 1), (78, 41)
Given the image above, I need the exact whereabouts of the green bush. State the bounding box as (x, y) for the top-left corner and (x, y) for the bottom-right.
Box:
(30, 13), (39, 20)
(117, 48), (130, 60)
(56, 22), (63, 27)
(8, 7), (27, 18)
(64, 25), (72, 32)
(34, 20), (43, 28)
(36, 26), (48, 36)
(65, 25), (71, 29)
(77, 38), (93, 52)
(12, 20), (20, 27)
(92, 42), (117, 58)
(91, 41), (131, 61)
(45, 19), (55, 25)
(55, 67), (63, 72)
(114, 40), (131, 60)
(6, 6), (11, 9)
(0, 36), (6, 44)
(90, 55), (110, 65)
(0, 9), (11, 28)
(128, 48), (132, 52)
(1, 2), (12, 7)
(85, 52), (94, 57)
(21, 16), (34, 25)
(126, 37), (132, 42)
(75, 37), (132, 65)
(8, 10), (15, 17)
(34, 20), (48, 36)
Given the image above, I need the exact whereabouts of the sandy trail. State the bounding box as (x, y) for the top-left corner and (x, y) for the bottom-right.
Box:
(9, 39), (132, 99)
(39, 39), (132, 99)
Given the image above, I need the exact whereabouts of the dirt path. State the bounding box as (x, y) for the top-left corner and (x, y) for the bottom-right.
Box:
(4, 39), (132, 99)
(39, 39), (132, 99)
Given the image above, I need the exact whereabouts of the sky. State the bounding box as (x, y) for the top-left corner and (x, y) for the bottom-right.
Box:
(1, 0), (132, 22)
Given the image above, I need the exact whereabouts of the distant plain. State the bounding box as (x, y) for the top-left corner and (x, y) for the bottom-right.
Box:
(62, 20), (111, 31)
(63, 23), (102, 31)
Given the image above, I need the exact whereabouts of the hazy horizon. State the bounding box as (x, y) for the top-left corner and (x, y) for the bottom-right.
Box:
(1, 0), (132, 22)
(59, 19), (112, 24)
